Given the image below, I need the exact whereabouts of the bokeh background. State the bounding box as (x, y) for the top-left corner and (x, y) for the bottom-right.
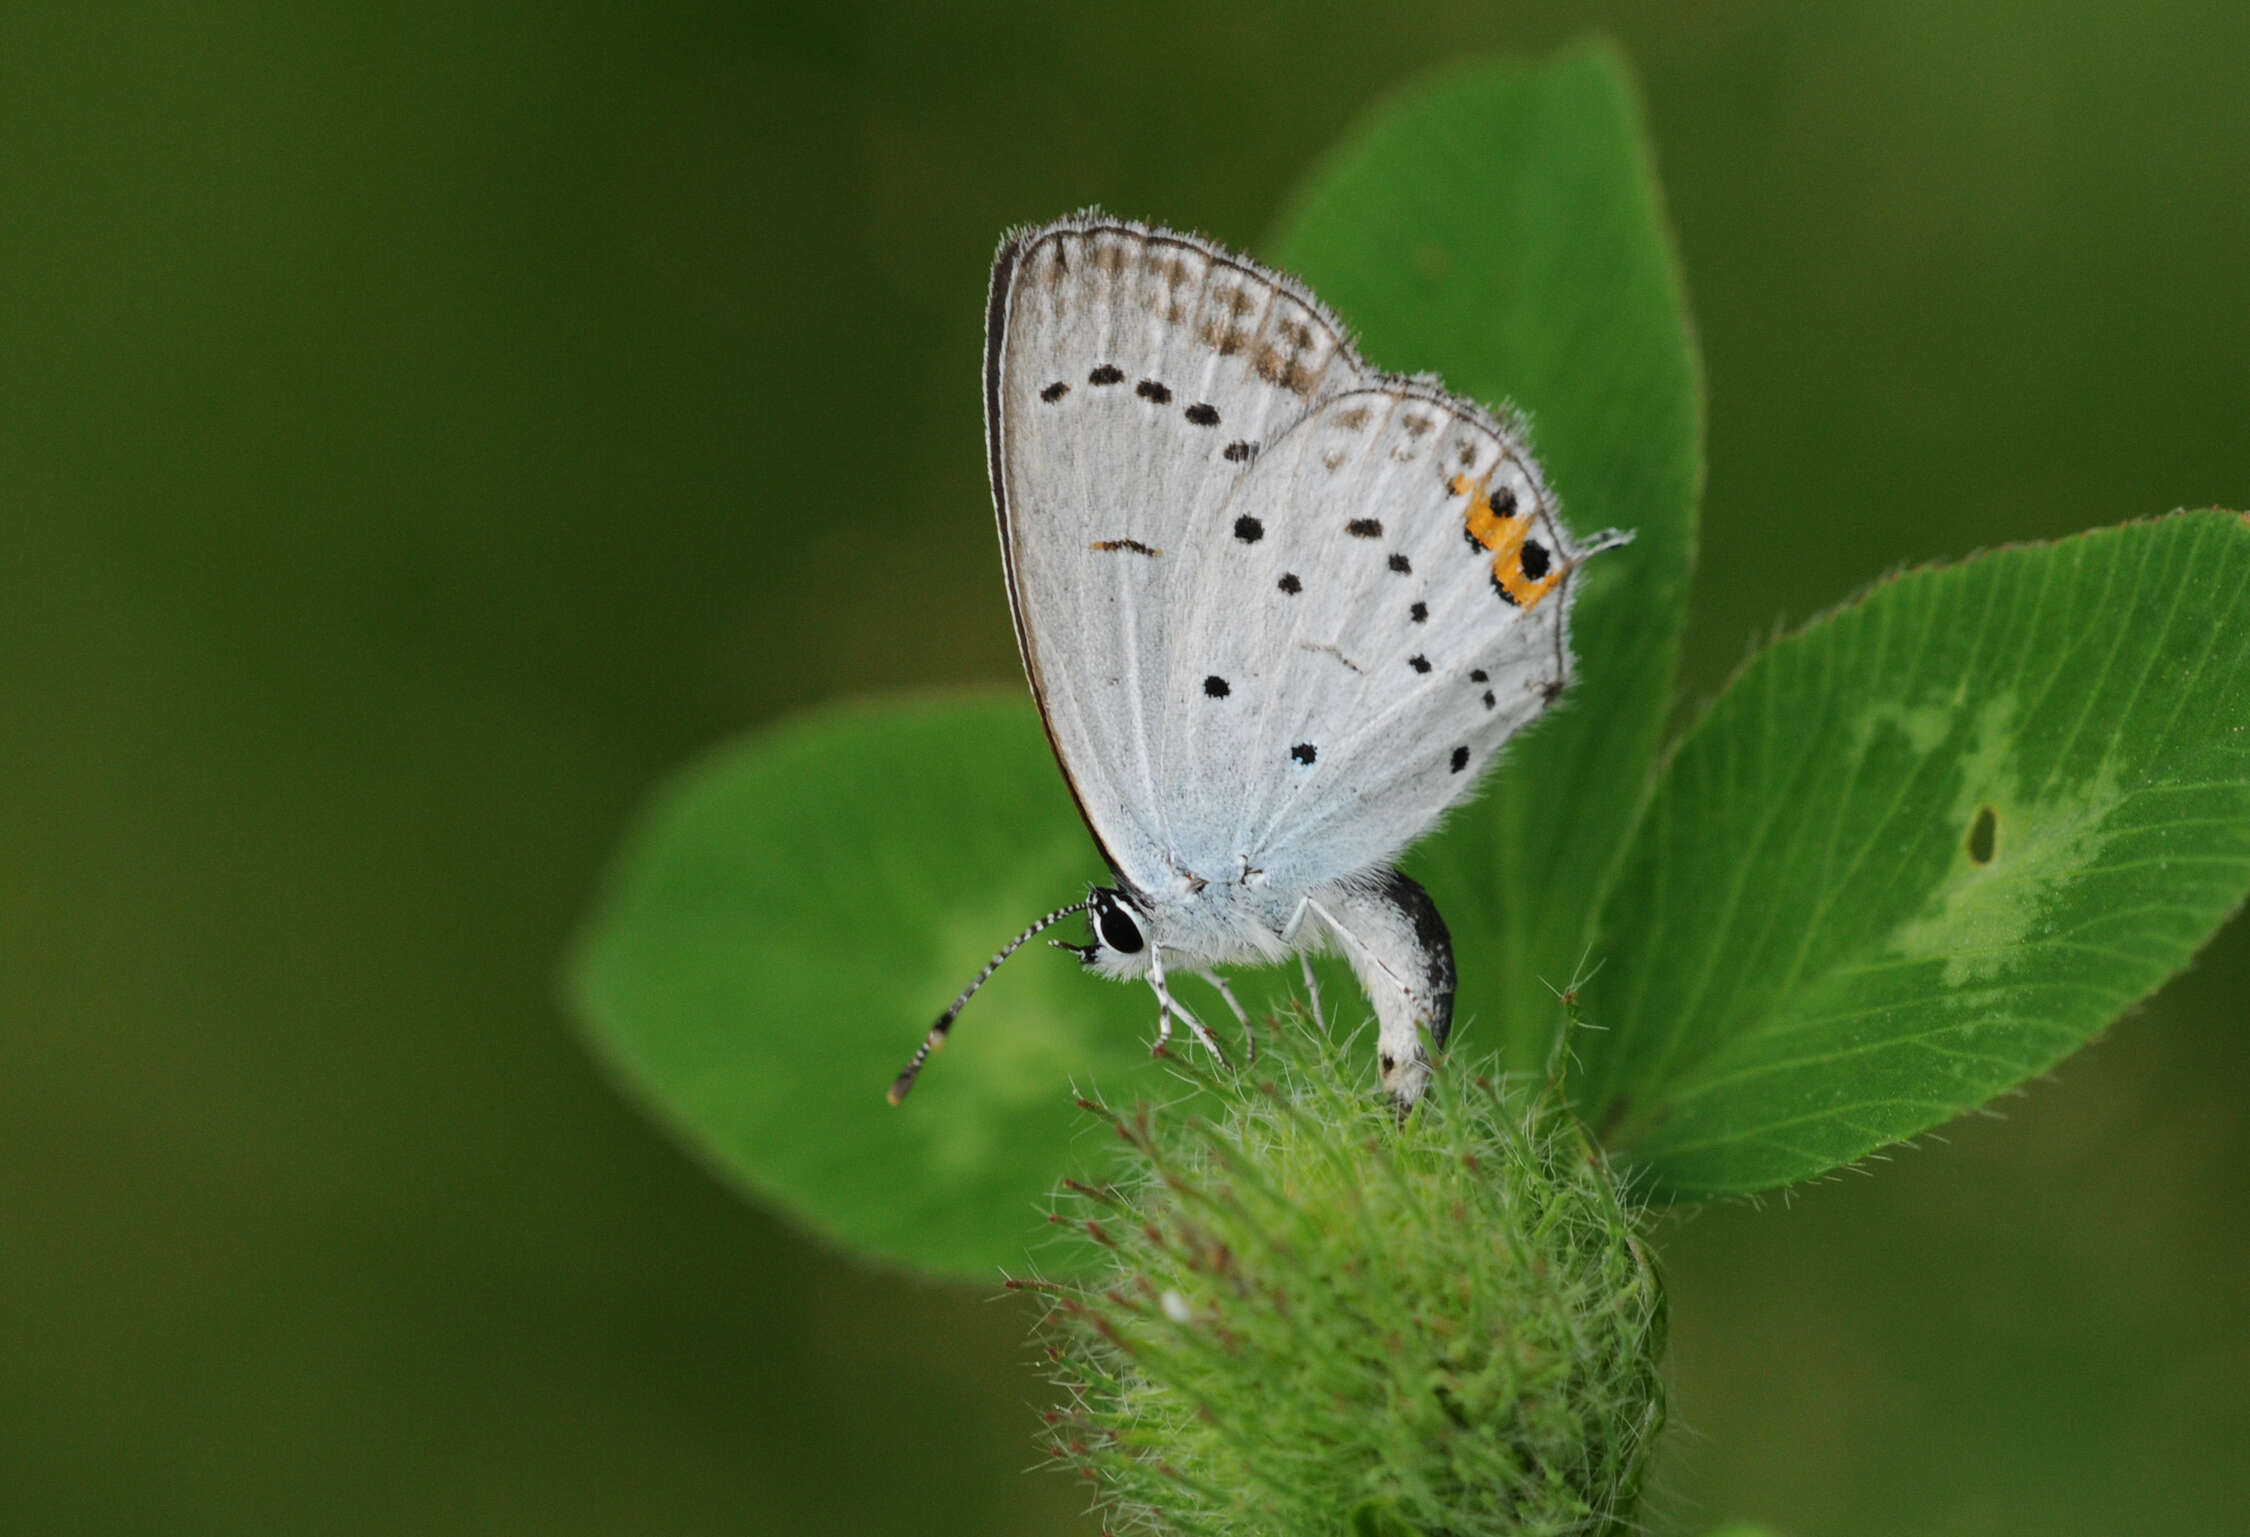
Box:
(6, 3), (2246, 1533)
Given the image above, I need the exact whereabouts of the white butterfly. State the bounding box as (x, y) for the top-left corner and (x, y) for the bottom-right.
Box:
(892, 212), (1625, 1109)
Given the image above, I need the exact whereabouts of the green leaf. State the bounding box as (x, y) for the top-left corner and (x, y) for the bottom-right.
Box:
(1574, 511), (2250, 1196)
(1272, 40), (1701, 1071)
(566, 695), (1197, 1278)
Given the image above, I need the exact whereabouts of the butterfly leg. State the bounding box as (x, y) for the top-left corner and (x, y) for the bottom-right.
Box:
(1195, 968), (1255, 1065)
(1277, 896), (1329, 1031)
(1146, 947), (1230, 1068)
(1195, 969), (1249, 1026)
(1163, 986), (1230, 1068)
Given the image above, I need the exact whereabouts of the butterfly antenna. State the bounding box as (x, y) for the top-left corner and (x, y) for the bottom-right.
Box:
(888, 899), (1093, 1105)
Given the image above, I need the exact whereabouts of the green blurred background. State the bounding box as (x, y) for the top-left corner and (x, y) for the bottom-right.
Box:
(6, 3), (2245, 1533)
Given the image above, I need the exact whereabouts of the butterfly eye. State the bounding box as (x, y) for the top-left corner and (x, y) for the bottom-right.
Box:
(1090, 889), (1146, 954)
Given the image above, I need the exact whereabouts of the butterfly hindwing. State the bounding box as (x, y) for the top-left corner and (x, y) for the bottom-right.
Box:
(1157, 386), (1593, 894)
(987, 214), (1367, 885)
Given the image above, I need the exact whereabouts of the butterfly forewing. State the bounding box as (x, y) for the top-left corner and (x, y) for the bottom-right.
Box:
(987, 215), (1368, 885)
(1157, 387), (1585, 893)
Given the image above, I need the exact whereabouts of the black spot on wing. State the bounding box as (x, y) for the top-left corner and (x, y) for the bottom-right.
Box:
(1136, 378), (1172, 404)
(1408, 655), (1431, 674)
(1184, 402), (1220, 427)
(1278, 573), (1302, 595)
(1204, 675), (1231, 699)
(1089, 364), (1123, 385)
(1040, 381), (1069, 402)
(1450, 746), (1470, 773)
(1223, 440), (1258, 463)
(1388, 553), (1412, 574)
(1234, 515), (1264, 544)
(1347, 518), (1382, 539)
(1290, 742), (1317, 766)
(1409, 602), (1428, 623)
(1521, 541), (1551, 580)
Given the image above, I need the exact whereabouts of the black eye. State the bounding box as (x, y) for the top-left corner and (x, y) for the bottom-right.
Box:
(1091, 889), (1145, 954)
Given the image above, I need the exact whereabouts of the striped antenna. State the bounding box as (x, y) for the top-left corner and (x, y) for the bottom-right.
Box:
(888, 899), (1092, 1105)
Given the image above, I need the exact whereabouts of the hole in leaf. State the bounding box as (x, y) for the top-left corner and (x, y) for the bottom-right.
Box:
(1966, 804), (1998, 865)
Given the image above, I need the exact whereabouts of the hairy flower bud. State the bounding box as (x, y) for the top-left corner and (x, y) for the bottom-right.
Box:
(1021, 1020), (1664, 1536)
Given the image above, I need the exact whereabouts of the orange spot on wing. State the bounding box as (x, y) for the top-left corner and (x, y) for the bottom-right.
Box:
(1456, 473), (1518, 553)
(1484, 517), (1564, 611)
(1495, 562), (1561, 611)
(1455, 472), (1560, 610)
(1467, 500), (1516, 552)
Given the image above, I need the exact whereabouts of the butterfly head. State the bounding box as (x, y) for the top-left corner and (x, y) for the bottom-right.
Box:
(1053, 884), (1154, 980)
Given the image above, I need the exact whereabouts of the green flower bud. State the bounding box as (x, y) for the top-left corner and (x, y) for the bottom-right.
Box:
(1018, 1018), (1664, 1536)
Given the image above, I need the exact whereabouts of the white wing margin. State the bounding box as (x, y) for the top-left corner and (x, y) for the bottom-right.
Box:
(986, 213), (1367, 887)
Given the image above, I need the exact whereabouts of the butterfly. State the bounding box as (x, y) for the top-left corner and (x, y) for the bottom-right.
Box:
(891, 212), (1625, 1109)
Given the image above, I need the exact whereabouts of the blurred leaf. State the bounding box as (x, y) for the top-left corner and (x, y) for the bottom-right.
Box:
(566, 694), (1203, 1279)
(1575, 511), (2250, 1195)
(1273, 40), (1701, 1072)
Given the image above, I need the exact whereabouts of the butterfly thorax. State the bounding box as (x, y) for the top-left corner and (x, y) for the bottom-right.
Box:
(1074, 873), (1303, 982)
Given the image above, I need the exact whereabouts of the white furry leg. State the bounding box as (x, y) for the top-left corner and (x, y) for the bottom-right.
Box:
(1194, 969), (1254, 1064)
(1195, 969), (1249, 1026)
(1146, 948), (1229, 1068)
